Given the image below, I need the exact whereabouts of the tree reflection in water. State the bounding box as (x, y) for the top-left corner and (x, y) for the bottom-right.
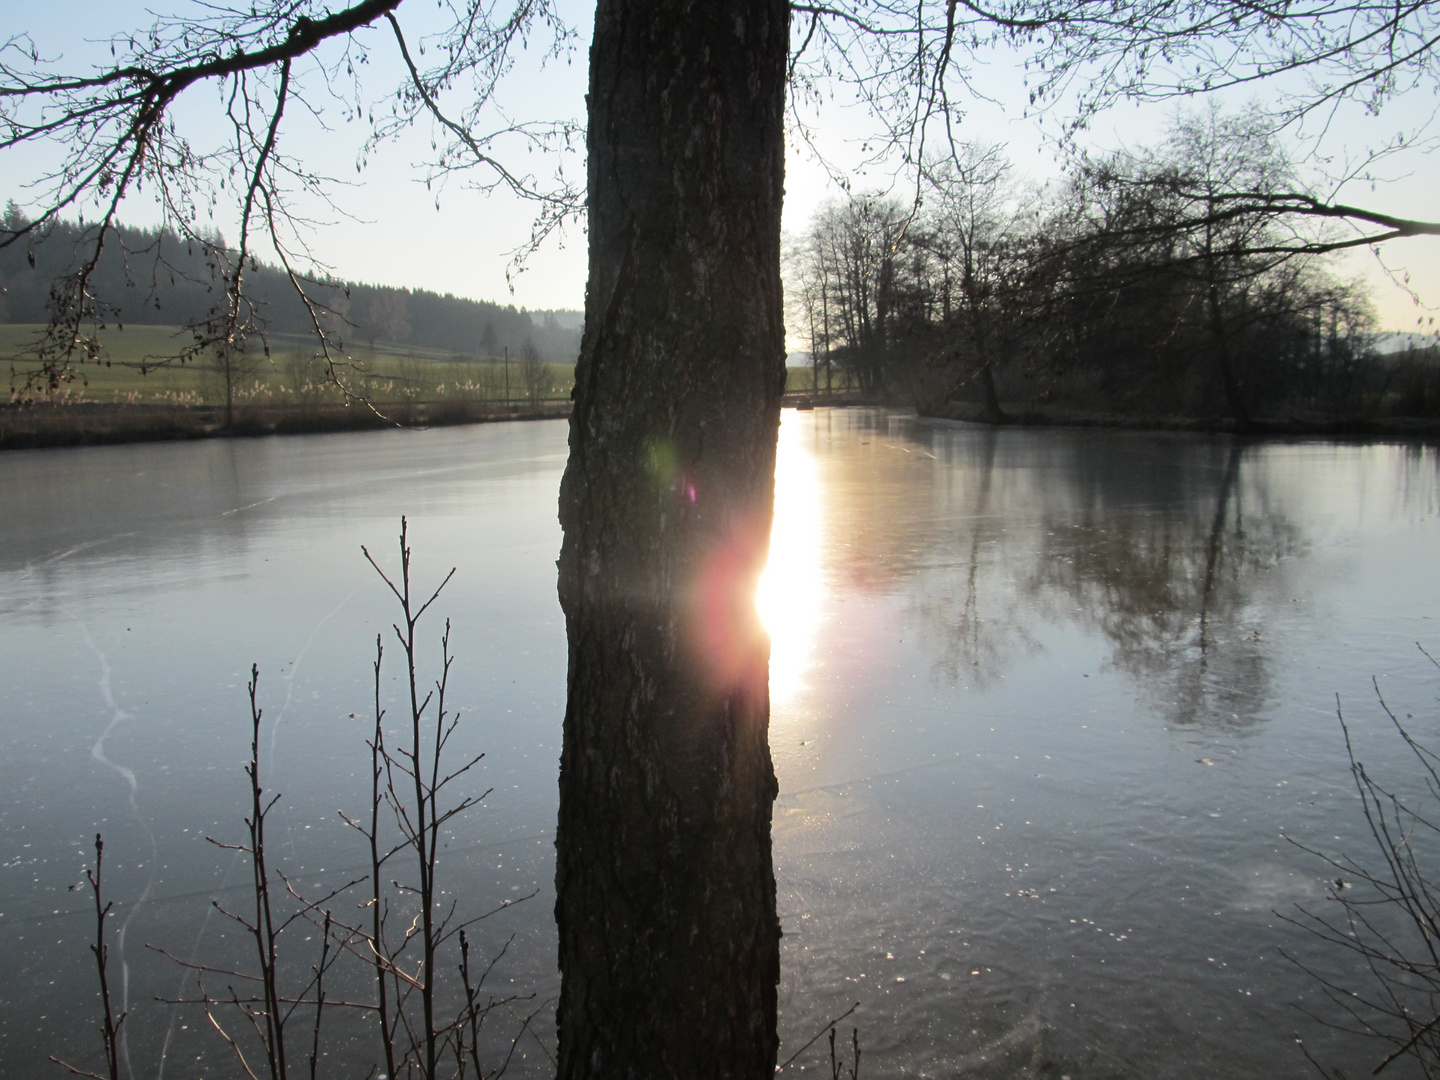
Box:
(818, 413), (1306, 727)
(1020, 438), (1303, 728)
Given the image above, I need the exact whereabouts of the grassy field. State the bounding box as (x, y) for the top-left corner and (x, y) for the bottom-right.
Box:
(780, 365), (859, 394)
(2, 324), (576, 407)
(4, 324), (829, 403)
(1, 323), (840, 452)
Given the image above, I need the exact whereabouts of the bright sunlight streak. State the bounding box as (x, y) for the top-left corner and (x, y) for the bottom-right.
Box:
(757, 414), (824, 705)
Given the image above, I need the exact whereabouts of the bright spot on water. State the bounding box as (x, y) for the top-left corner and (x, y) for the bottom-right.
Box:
(757, 413), (823, 705)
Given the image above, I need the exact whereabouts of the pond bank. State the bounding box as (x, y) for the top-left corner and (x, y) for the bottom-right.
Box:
(5, 393), (859, 451)
(923, 400), (1440, 440)
(7, 395), (1439, 452)
(0, 398), (572, 451)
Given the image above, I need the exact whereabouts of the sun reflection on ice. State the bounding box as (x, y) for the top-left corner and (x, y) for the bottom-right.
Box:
(757, 413), (824, 705)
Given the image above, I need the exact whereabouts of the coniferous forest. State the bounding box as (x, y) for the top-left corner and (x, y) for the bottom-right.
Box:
(0, 202), (581, 363)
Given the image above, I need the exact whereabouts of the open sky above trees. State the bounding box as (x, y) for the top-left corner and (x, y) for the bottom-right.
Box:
(5, 0), (1437, 334)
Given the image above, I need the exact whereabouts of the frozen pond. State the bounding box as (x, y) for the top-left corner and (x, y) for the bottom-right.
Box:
(2, 409), (1438, 1078)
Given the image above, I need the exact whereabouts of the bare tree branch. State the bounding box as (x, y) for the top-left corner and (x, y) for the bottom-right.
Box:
(1, 0), (578, 397)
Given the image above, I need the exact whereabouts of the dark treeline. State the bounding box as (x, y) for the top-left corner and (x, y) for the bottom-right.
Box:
(0, 202), (582, 362)
(787, 107), (1439, 425)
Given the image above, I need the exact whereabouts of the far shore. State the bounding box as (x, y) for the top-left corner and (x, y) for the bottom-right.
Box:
(5, 393), (1439, 452)
(921, 400), (1440, 440)
(0, 398), (572, 452)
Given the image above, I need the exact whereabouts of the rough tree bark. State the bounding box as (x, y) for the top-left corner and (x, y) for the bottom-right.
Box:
(554, 1), (790, 1077)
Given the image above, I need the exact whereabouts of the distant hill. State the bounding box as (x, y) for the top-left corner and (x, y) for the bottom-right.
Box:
(0, 206), (582, 362)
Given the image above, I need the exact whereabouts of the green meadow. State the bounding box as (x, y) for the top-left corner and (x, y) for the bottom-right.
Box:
(4, 324), (820, 404)
(2, 324), (575, 406)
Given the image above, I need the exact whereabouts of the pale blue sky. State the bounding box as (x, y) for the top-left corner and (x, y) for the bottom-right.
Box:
(5, 0), (1437, 330)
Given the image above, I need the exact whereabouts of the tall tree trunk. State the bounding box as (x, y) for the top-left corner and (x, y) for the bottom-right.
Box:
(972, 317), (1006, 423)
(1201, 216), (1250, 429)
(1206, 279), (1250, 428)
(976, 353), (1005, 423)
(555, 1), (788, 1077)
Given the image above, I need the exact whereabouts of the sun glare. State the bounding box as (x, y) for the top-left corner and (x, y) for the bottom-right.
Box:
(757, 414), (824, 704)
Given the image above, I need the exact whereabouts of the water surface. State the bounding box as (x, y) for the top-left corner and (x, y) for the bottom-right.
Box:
(2, 410), (1437, 1078)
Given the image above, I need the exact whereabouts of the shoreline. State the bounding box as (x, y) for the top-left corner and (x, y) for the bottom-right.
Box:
(0, 399), (573, 452)
(5, 396), (1439, 452)
(919, 401), (1440, 441)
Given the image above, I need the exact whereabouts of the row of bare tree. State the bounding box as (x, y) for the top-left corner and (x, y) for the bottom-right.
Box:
(787, 106), (1391, 424)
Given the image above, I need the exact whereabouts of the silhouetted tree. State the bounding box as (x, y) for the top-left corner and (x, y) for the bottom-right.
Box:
(554, 3), (787, 1073)
(1040, 106), (1381, 421)
(921, 144), (1034, 419)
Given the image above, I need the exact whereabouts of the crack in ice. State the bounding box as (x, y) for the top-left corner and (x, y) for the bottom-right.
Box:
(75, 617), (157, 1080)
